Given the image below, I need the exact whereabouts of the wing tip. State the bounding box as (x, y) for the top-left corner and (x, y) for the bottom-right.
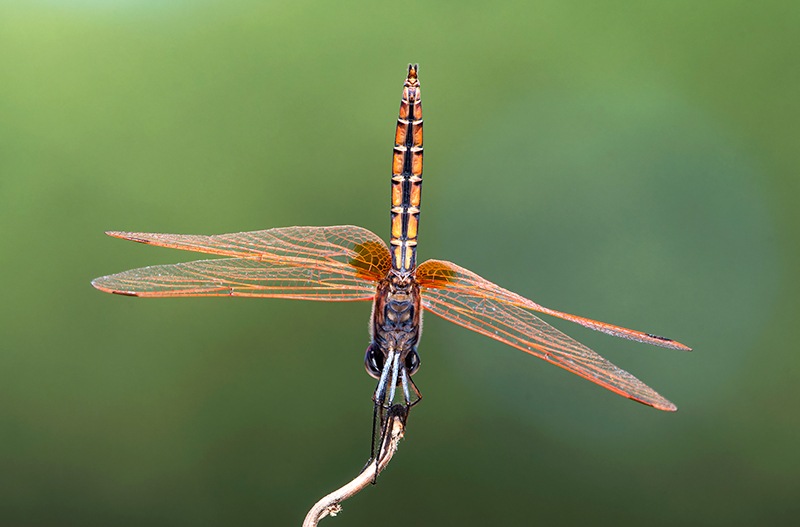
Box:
(644, 333), (692, 351)
(632, 393), (677, 412)
(105, 231), (153, 244)
(654, 400), (678, 412)
(91, 277), (140, 297)
(625, 393), (677, 412)
(660, 340), (692, 352)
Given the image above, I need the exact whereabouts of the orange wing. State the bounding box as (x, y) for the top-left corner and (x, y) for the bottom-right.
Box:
(417, 260), (689, 411)
(92, 226), (391, 300)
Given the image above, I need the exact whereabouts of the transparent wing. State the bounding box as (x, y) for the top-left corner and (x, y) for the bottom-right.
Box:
(417, 260), (686, 411)
(92, 225), (390, 300)
(417, 260), (690, 350)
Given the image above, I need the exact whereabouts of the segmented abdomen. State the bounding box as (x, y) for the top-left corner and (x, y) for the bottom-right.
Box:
(390, 64), (423, 274)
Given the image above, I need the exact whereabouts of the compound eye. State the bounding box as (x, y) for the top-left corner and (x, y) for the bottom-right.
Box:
(364, 344), (384, 379)
(405, 350), (421, 376)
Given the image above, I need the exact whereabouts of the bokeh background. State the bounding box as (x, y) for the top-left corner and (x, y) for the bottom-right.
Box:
(2, 1), (798, 525)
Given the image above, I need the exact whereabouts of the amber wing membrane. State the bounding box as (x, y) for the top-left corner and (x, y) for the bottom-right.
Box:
(417, 260), (687, 411)
(92, 225), (391, 300)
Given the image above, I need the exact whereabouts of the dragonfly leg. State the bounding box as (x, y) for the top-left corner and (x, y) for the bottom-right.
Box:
(400, 367), (423, 407)
(363, 350), (423, 482)
(366, 351), (398, 472)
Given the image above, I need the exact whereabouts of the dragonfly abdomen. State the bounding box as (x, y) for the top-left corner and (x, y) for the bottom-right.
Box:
(390, 64), (423, 274)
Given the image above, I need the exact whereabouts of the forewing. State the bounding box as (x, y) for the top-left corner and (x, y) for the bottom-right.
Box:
(92, 226), (391, 300)
(417, 260), (690, 351)
(417, 260), (679, 411)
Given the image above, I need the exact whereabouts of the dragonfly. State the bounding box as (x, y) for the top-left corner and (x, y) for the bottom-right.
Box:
(93, 65), (690, 453)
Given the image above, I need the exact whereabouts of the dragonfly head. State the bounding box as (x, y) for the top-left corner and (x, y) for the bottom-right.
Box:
(368, 346), (423, 412)
(364, 344), (420, 380)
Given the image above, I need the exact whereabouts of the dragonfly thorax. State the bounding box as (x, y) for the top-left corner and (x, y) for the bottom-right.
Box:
(364, 276), (422, 380)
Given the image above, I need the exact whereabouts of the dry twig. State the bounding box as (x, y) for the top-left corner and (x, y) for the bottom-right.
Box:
(302, 409), (407, 527)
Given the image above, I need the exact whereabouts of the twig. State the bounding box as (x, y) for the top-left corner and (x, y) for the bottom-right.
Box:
(302, 409), (407, 527)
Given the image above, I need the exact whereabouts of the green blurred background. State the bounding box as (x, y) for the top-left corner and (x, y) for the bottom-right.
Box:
(2, 1), (798, 525)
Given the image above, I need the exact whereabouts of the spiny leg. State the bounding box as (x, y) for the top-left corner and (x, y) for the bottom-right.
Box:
(399, 366), (422, 407)
(367, 351), (398, 471)
(365, 351), (422, 481)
